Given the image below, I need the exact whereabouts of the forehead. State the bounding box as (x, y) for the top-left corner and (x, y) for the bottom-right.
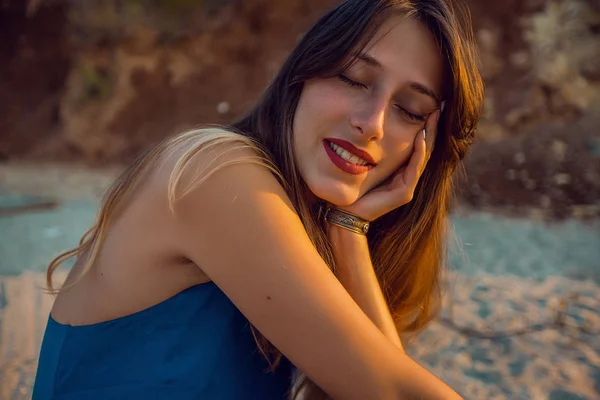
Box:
(360, 15), (445, 95)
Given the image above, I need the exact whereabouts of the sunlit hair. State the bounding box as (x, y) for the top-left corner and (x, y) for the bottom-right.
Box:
(46, 0), (484, 398)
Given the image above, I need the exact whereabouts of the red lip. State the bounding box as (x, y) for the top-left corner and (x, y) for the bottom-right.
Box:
(325, 138), (377, 165)
(323, 140), (375, 175)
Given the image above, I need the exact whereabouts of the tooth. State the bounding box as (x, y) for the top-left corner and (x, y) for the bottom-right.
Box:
(329, 142), (369, 166)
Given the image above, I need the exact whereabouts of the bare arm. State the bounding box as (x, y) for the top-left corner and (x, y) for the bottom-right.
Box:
(330, 225), (404, 350)
(171, 146), (460, 400)
(328, 111), (442, 352)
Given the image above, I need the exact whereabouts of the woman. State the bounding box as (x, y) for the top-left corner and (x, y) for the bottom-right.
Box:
(33, 0), (483, 398)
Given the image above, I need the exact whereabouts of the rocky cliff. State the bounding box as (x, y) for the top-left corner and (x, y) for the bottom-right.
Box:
(1, 0), (599, 217)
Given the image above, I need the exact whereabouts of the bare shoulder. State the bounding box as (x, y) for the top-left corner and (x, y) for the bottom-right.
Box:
(162, 128), (296, 253)
(138, 128), (454, 399)
(150, 128), (279, 208)
(164, 129), (398, 399)
(144, 126), (292, 260)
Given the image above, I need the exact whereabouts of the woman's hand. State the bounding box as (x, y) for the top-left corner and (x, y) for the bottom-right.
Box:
(340, 110), (440, 221)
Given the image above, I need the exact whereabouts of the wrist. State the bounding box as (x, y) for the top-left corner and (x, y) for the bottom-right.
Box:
(323, 206), (371, 235)
(328, 223), (371, 277)
(324, 206), (370, 259)
(328, 222), (368, 245)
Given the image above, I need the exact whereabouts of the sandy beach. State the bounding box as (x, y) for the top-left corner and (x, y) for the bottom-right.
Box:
(1, 164), (598, 399)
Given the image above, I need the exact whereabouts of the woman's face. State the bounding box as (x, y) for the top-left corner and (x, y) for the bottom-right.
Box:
(293, 16), (444, 206)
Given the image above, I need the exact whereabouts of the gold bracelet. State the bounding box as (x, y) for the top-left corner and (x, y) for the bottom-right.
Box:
(323, 207), (370, 235)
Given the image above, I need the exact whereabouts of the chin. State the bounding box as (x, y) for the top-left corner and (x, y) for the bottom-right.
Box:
(307, 180), (360, 207)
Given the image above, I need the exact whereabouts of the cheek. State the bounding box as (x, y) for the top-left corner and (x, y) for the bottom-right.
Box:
(296, 82), (350, 131)
(293, 94), (314, 146)
(384, 129), (418, 166)
(365, 128), (421, 188)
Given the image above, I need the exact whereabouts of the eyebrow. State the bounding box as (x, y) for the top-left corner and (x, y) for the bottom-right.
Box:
(355, 52), (442, 105)
(408, 82), (441, 105)
(356, 53), (384, 70)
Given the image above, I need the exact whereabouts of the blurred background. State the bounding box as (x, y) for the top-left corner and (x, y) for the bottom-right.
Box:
(0, 0), (599, 398)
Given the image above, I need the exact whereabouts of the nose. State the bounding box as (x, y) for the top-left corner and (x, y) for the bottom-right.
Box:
(350, 97), (386, 141)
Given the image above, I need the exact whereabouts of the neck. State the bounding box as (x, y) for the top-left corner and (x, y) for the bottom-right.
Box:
(300, 181), (322, 210)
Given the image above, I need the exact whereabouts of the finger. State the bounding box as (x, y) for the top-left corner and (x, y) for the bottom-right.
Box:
(424, 109), (440, 160)
(388, 166), (406, 189)
(402, 128), (427, 191)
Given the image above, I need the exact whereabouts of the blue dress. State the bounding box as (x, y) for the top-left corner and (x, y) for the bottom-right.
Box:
(32, 282), (293, 399)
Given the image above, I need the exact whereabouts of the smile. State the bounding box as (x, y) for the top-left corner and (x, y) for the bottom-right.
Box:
(328, 142), (369, 165)
(323, 139), (375, 175)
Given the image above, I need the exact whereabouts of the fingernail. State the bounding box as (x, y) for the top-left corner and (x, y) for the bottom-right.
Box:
(422, 129), (426, 140)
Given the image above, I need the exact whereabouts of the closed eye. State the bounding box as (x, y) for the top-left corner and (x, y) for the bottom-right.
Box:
(396, 106), (426, 123)
(339, 75), (426, 123)
(338, 75), (367, 89)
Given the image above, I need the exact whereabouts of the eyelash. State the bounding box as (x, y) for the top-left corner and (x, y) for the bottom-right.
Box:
(338, 74), (365, 88)
(337, 75), (426, 123)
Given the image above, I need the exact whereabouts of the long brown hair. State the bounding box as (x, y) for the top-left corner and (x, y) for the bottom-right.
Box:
(46, 0), (483, 398)
(233, 0), (484, 396)
(233, 0), (483, 340)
